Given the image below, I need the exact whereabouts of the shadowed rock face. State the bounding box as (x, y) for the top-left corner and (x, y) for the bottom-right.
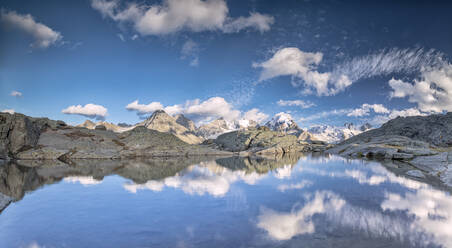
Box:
(0, 113), (67, 159)
(175, 114), (196, 132)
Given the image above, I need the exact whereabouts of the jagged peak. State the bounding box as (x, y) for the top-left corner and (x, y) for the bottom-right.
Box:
(83, 119), (95, 125)
(152, 109), (169, 115)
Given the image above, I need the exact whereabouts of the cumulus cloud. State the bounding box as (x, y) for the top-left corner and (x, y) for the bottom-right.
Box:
(1, 10), (62, 48)
(243, 108), (269, 123)
(388, 63), (452, 112)
(255, 47), (445, 96)
(347, 103), (389, 117)
(126, 97), (267, 124)
(91, 0), (273, 36)
(10, 90), (22, 97)
(277, 99), (315, 108)
(1, 109), (15, 114)
(253, 47), (336, 96)
(371, 107), (427, 125)
(126, 100), (165, 115)
(62, 103), (108, 120)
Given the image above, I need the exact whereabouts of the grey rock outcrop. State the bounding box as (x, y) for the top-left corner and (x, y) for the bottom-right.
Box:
(0, 113), (67, 159)
(327, 112), (452, 187)
(213, 127), (327, 155)
(15, 125), (231, 161)
(342, 112), (452, 147)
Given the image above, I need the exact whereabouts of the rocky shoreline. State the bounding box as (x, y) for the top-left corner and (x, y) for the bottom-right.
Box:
(327, 112), (452, 187)
(0, 113), (328, 162)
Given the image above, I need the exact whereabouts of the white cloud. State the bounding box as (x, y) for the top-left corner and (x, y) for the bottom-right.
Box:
(181, 39), (199, 66)
(243, 108), (269, 123)
(222, 12), (274, 33)
(1, 109), (15, 114)
(371, 107), (427, 125)
(126, 100), (165, 115)
(10, 90), (22, 97)
(91, 0), (273, 36)
(62, 103), (108, 120)
(126, 97), (266, 124)
(1, 10), (62, 48)
(389, 63), (452, 112)
(388, 108), (425, 119)
(332, 48), (443, 84)
(184, 97), (241, 122)
(255, 47), (445, 96)
(253, 47), (335, 96)
(277, 99), (315, 108)
(347, 103), (389, 117)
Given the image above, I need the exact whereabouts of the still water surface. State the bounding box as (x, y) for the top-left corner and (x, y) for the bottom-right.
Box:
(0, 154), (451, 248)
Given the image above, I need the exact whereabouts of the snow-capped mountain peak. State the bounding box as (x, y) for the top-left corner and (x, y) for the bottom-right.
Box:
(308, 123), (363, 144)
(265, 112), (300, 133)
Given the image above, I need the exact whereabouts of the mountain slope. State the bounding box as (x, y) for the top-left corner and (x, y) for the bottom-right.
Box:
(139, 110), (204, 144)
(175, 114), (196, 132)
(196, 118), (258, 139)
(76, 120), (132, 132)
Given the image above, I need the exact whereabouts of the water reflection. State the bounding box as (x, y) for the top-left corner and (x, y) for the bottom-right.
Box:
(258, 191), (345, 240)
(256, 155), (452, 247)
(0, 154), (451, 248)
(123, 161), (267, 197)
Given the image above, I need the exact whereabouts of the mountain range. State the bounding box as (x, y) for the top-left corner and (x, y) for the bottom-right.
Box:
(76, 110), (372, 144)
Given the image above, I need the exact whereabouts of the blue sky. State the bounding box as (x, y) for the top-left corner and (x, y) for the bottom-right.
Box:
(1, 0), (452, 128)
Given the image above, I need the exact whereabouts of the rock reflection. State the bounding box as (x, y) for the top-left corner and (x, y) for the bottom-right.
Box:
(0, 157), (208, 212)
(0, 155), (303, 212)
(123, 156), (302, 197)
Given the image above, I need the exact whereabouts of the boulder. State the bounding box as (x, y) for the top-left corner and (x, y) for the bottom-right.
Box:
(214, 129), (321, 154)
(94, 125), (107, 131)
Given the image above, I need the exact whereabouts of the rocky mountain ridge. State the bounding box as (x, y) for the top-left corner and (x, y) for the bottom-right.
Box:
(0, 112), (330, 161)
